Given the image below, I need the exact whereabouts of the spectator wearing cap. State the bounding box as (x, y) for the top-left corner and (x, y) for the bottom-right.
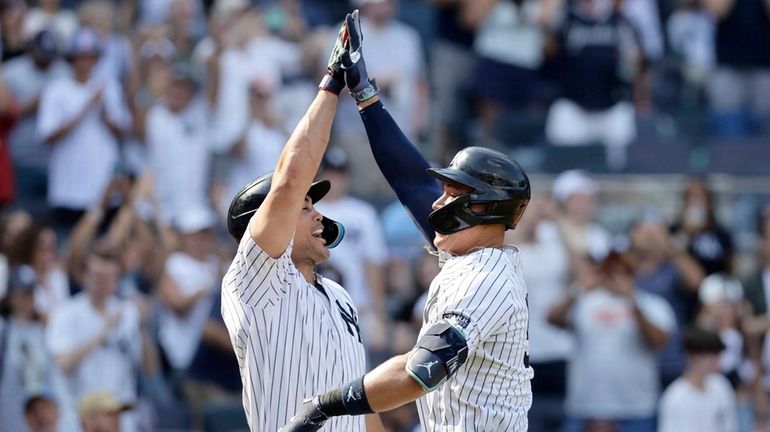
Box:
(552, 170), (612, 275)
(658, 327), (738, 432)
(146, 62), (214, 223)
(222, 78), (287, 212)
(78, 391), (131, 432)
(3, 29), (70, 217)
(314, 147), (389, 353)
(24, 394), (60, 432)
(549, 250), (675, 432)
(156, 206), (221, 376)
(629, 219), (705, 386)
(0, 266), (59, 432)
(37, 27), (131, 234)
(23, 0), (78, 48)
(46, 244), (143, 432)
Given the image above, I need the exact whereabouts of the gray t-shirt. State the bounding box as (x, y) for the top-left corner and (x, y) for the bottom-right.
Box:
(566, 288), (676, 418)
(4, 56), (70, 168)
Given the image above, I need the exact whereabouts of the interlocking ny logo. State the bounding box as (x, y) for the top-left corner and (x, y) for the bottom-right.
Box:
(336, 300), (362, 343)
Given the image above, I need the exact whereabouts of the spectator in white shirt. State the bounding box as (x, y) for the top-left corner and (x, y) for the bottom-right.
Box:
(77, 0), (134, 83)
(156, 206), (220, 374)
(37, 28), (131, 233)
(314, 147), (389, 352)
(146, 63), (213, 224)
(659, 326), (738, 432)
(549, 250), (675, 432)
(46, 244), (143, 432)
(222, 78), (287, 213)
(3, 30), (70, 216)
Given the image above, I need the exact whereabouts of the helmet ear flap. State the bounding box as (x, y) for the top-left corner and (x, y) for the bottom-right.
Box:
(321, 217), (345, 249)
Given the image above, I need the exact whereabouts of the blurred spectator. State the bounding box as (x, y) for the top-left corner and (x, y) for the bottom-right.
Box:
(549, 250), (675, 432)
(545, 0), (646, 169)
(0, 73), (18, 208)
(552, 170), (611, 270)
(629, 219), (705, 385)
(222, 78), (287, 210)
(671, 178), (734, 276)
(330, 0), (426, 198)
(77, 391), (131, 432)
(8, 222), (69, 320)
(507, 196), (571, 432)
(156, 206), (219, 375)
(4, 29), (70, 217)
(37, 28), (131, 234)
(666, 0), (715, 86)
(77, 0), (134, 83)
(23, 0), (78, 47)
(465, 0), (557, 145)
(621, 0), (664, 62)
(380, 198), (428, 261)
(47, 244), (143, 432)
(695, 273), (747, 387)
(183, 292), (245, 429)
(0, 209), (32, 298)
(0, 266), (59, 432)
(658, 326), (738, 432)
(315, 147), (389, 351)
(23, 394), (60, 432)
(1, 0), (28, 62)
(146, 63), (213, 223)
(703, 0), (770, 136)
(425, 0), (476, 162)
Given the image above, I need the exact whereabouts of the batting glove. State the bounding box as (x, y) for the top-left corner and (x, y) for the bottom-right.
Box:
(341, 10), (378, 103)
(319, 18), (349, 95)
(279, 397), (328, 432)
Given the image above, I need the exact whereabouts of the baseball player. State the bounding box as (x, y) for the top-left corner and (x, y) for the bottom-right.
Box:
(283, 11), (533, 432)
(220, 18), (382, 432)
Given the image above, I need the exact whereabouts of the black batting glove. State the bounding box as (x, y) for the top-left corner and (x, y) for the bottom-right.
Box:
(280, 397), (328, 432)
(341, 10), (378, 103)
(319, 18), (349, 95)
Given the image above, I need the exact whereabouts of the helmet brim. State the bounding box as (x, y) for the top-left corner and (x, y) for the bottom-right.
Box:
(426, 167), (488, 192)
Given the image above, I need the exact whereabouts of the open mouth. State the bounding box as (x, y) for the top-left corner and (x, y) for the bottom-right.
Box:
(312, 228), (326, 244)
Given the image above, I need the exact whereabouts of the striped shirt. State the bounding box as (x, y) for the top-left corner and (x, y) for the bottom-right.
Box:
(221, 234), (367, 432)
(415, 246), (533, 431)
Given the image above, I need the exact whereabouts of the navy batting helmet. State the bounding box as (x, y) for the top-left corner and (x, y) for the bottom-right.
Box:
(426, 147), (530, 235)
(227, 172), (345, 247)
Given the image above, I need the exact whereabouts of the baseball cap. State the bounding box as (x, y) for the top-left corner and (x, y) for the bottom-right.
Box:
(66, 28), (103, 58)
(78, 392), (132, 417)
(174, 206), (218, 234)
(322, 147), (350, 172)
(139, 38), (175, 60)
(31, 30), (58, 57)
(352, 0), (390, 6)
(212, 0), (249, 19)
(7, 265), (36, 295)
(699, 273), (743, 305)
(552, 170), (598, 203)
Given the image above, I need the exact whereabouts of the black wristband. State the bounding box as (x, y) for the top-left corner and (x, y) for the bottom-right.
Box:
(318, 376), (374, 418)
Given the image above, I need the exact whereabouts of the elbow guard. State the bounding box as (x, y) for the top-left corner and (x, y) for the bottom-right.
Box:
(406, 320), (469, 391)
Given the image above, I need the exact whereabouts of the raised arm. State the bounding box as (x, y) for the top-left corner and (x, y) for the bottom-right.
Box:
(249, 22), (350, 258)
(342, 11), (440, 246)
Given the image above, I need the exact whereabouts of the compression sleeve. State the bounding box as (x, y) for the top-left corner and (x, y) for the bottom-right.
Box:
(359, 101), (440, 246)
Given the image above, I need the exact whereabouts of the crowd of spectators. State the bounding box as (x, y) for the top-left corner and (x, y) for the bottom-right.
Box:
(0, 0), (769, 431)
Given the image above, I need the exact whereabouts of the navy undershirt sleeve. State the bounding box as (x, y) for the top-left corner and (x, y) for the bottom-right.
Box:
(359, 101), (440, 247)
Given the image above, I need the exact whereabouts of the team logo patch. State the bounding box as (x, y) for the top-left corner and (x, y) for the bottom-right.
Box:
(442, 312), (471, 329)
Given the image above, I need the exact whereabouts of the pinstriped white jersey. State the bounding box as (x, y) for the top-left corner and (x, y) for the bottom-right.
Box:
(220, 234), (367, 432)
(415, 246), (534, 431)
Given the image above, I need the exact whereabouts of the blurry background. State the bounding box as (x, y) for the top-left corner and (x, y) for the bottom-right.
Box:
(0, 0), (769, 431)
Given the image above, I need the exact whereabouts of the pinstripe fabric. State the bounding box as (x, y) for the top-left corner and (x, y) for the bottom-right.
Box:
(415, 247), (533, 431)
(221, 234), (367, 432)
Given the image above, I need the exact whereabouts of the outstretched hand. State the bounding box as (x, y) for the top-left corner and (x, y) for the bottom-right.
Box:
(319, 17), (350, 95)
(341, 10), (378, 103)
